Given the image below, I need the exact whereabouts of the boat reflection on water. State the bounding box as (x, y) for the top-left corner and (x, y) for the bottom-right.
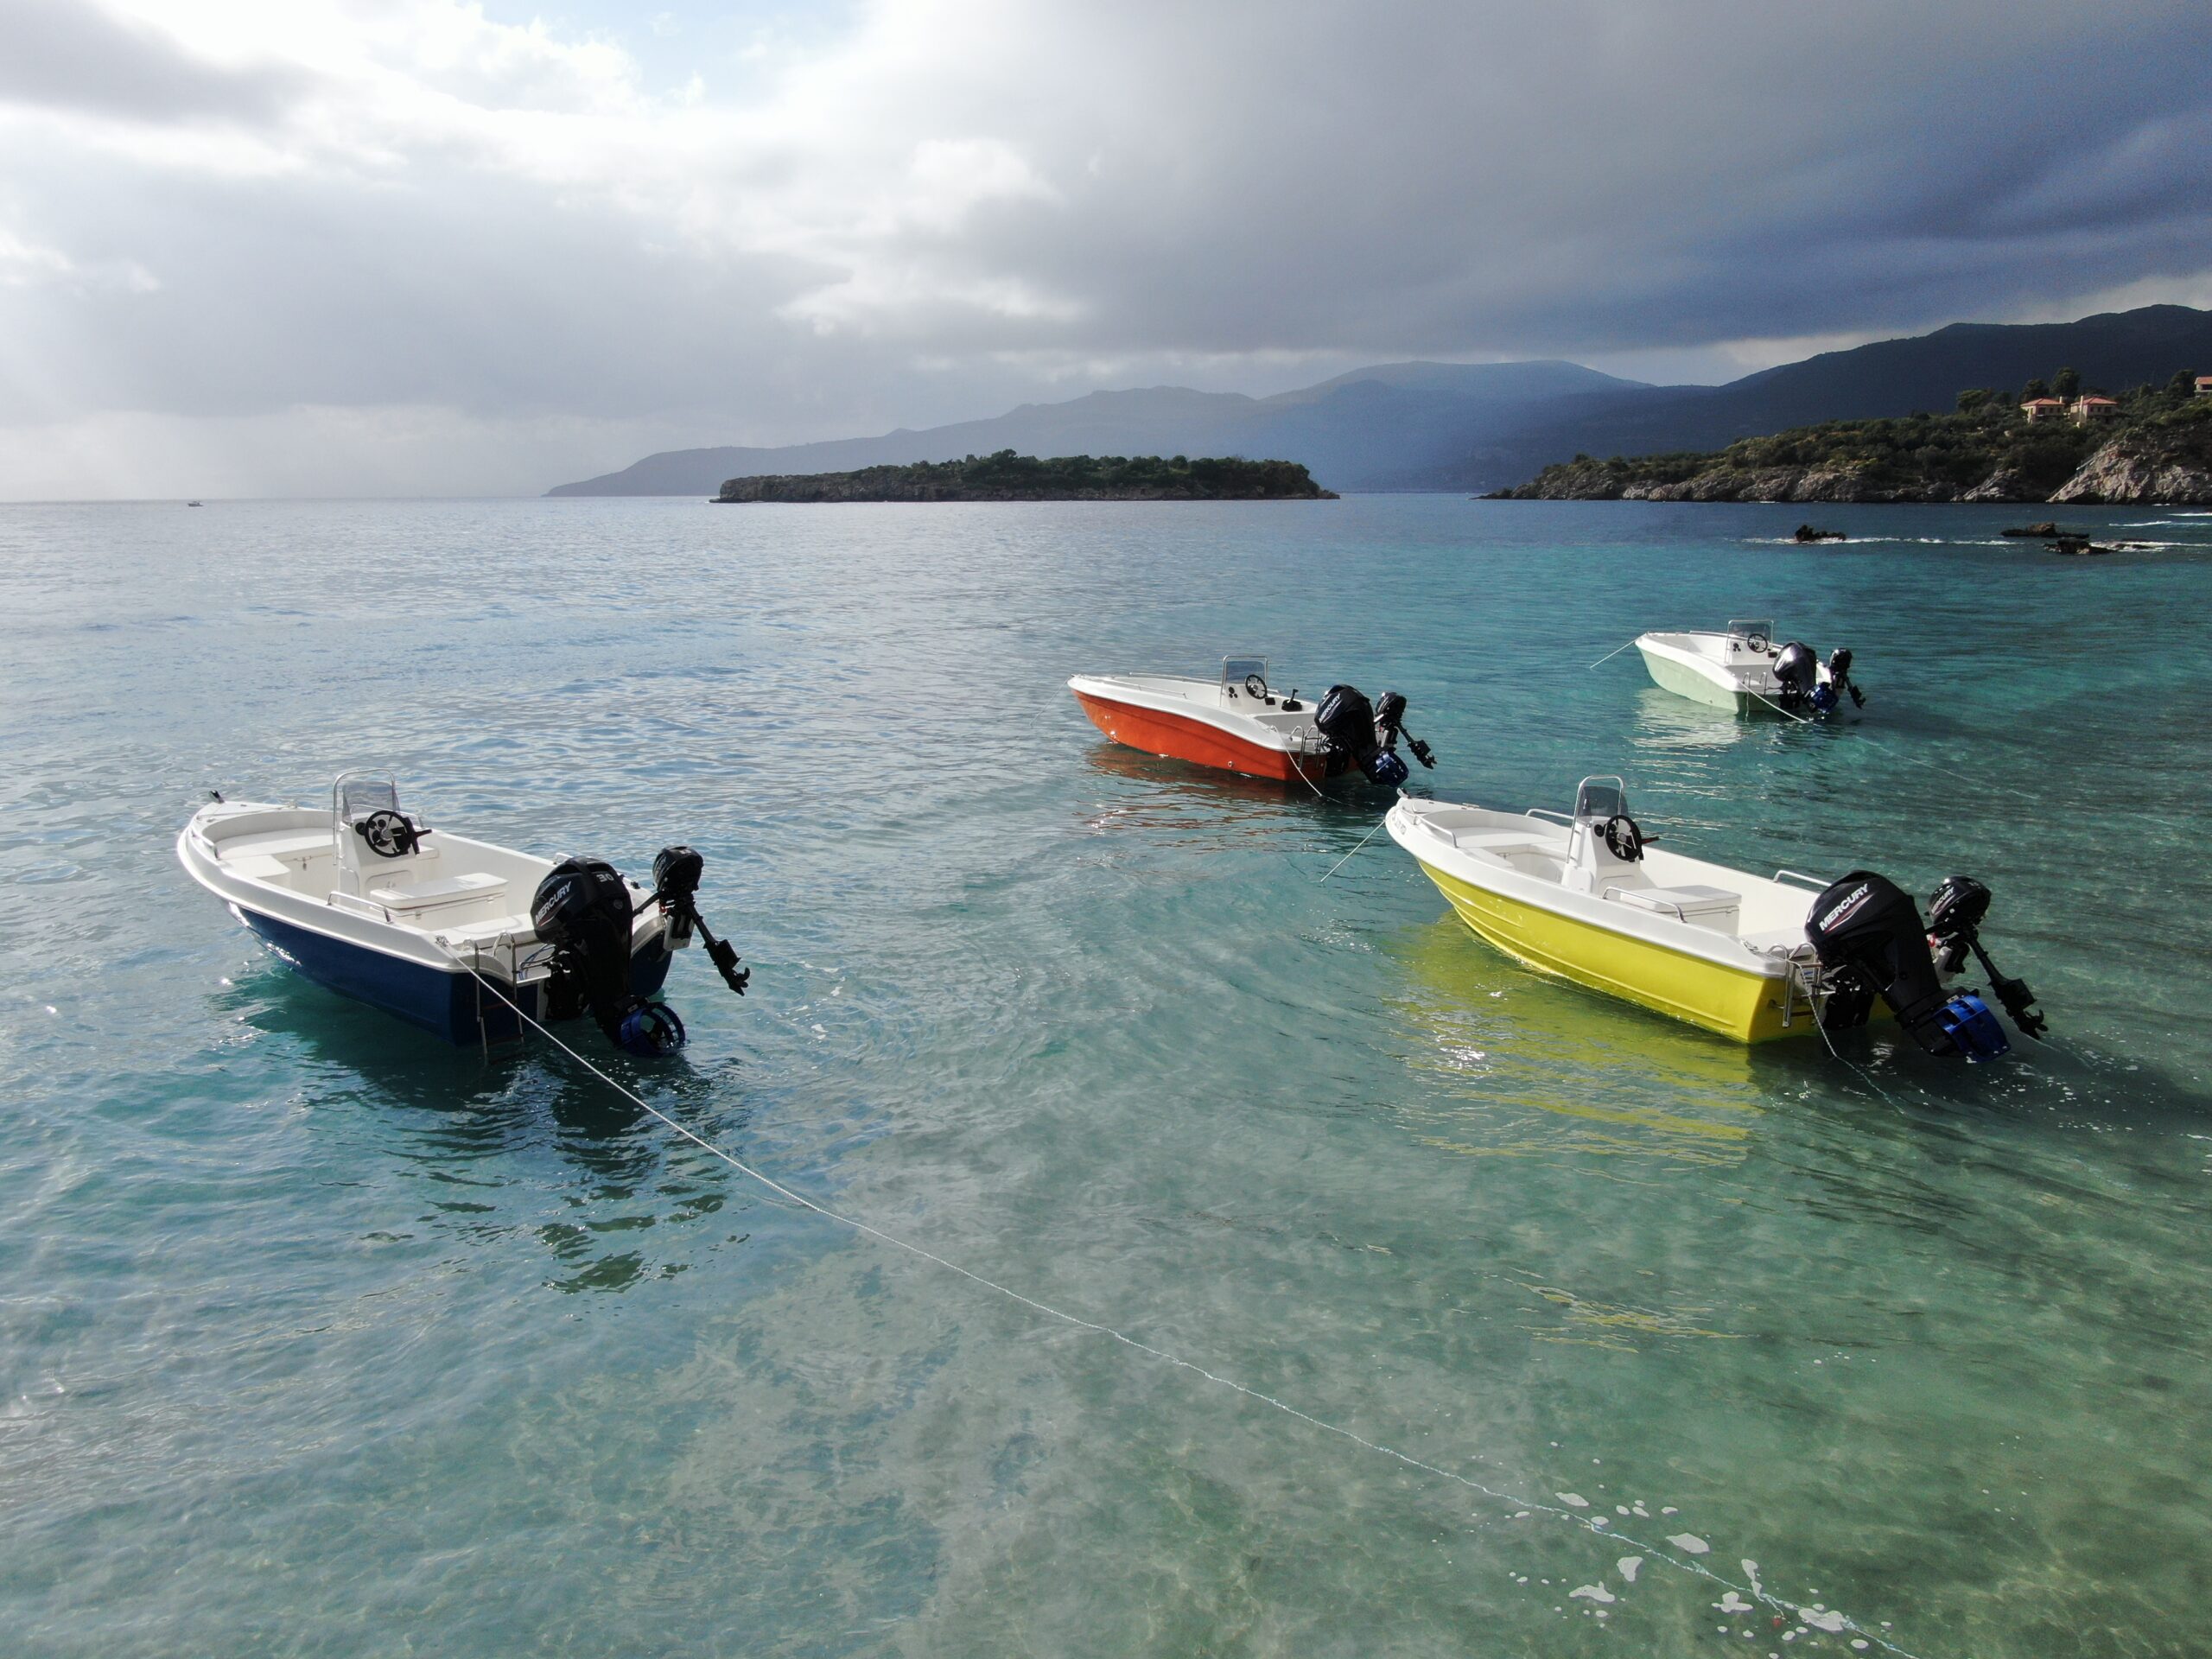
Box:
(1625, 683), (1755, 753)
(220, 963), (752, 1294)
(1379, 917), (1766, 1172)
(1077, 741), (1388, 849)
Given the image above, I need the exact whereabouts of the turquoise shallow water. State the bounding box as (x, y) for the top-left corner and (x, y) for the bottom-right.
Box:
(2, 496), (2209, 1657)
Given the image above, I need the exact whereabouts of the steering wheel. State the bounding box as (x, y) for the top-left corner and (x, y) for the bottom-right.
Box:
(1243, 671), (1268, 699)
(1601, 814), (1645, 861)
(1744, 631), (1770, 653)
(356, 809), (419, 858)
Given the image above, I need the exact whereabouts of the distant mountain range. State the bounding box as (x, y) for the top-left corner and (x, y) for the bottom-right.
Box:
(547, 304), (2212, 497)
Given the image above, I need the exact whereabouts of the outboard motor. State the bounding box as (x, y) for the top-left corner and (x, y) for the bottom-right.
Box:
(1316, 684), (1439, 786)
(1926, 875), (2044, 1039)
(1824, 647), (1866, 711)
(1805, 871), (2040, 1061)
(528, 848), (752, 1057)
(531, 857), (690, 1057)
(1773, 641), (1819, 713)
(1372, 691), (1438, 774)
(649, 844), (752, 1000)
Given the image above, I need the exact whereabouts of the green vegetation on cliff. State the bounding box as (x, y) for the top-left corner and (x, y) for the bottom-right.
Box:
(1497, 372), (2212, 503)
(715, 450), (1335, 502)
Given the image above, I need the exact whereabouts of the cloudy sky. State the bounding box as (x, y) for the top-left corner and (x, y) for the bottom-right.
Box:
(3, 0), (2209, 497)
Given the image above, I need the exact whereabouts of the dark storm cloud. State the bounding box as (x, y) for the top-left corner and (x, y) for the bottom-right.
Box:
(0, 0), (301, 122)
(3, 0), (2209, 495)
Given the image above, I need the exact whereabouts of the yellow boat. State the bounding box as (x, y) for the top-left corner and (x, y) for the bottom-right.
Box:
(1385, 778), (1837, 1044)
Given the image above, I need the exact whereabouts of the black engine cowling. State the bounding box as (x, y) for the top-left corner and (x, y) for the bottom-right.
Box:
(1315, 684), (1379, 774)
(531, 857), (647, 1037)
(1774, 641), (1819, 711)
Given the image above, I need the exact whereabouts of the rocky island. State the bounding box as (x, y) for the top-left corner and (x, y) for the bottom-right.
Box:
(714, 449), (1335, 502)
(1493, 371), (2212, 504)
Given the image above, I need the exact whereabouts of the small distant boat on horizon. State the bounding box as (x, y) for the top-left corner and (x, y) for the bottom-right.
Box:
(1387, 775), (2043, 1056)
(1634, 620), (1864, 716)
(1069, 657), (1436, 786)
(187, 499), (202, 507)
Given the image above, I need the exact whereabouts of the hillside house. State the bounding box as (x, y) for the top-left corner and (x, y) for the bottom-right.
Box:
(2073, 395), (2119, 423)
(2196, 374), (2212, 398)
(2021, 397), (2068, 423)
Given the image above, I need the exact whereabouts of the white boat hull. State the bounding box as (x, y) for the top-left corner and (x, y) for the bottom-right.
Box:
(179, 800), (675, 1046)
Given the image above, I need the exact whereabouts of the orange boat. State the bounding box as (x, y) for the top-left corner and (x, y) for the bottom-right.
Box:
(1068, 657), (1433, 786)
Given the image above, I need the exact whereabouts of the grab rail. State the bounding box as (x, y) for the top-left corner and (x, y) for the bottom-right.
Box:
(1523, 808), (1574, 824)
(1772, 868), (1832, 890)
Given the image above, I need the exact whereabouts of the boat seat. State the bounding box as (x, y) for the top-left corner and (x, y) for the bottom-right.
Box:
(1448, 830), (1550, 854)
(224, 854), (291, 881)
(221, 830), (333, 862)
(367, 872), (508, 914)
(1609, 883), (1742, 931)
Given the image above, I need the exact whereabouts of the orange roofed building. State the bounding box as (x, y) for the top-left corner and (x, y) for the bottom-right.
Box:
(2020, 397), (2068, 423)
(2073, 396), (2119, 423)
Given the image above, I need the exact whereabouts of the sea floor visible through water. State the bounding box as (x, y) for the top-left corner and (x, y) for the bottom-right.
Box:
(1, 495), (2209, 1657)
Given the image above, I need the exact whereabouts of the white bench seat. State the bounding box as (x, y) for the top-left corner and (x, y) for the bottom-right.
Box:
(367, 872), (508, 913)
(1610, 882), (1742, 931)
(220, 830), (334, 863)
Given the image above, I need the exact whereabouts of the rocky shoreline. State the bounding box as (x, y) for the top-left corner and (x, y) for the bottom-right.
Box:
(1495, 423), (2212, 505)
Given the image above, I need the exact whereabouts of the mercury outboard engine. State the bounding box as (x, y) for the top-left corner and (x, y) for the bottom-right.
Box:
(1773, 641), (1820, 714)
(1315, 684), (1440, 787)
(1805, 871), (2041, 1061)
(531, 857), (679, 1056)
(531, 849), (747, 1057)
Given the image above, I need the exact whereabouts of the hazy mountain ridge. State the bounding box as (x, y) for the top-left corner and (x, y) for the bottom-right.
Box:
(547, 307), (2212, 496)
(547, 361), (1641, 496)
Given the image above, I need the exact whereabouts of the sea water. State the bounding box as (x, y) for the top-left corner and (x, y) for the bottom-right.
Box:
(0, 496), (2208, 1657)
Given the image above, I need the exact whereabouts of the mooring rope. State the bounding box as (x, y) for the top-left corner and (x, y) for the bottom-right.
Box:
(1318, 812), (1391, 881)
(1586, 639), (1637, 670)
(449, 959), (1925, 1656)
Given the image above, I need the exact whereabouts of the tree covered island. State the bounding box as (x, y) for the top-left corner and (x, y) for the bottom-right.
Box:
(1495, 370), (2212, 503)
(715, 450), (1336, 502)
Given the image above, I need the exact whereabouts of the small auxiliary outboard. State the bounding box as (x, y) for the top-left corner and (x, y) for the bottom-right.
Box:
(1805, 871), (2044, 1061)
(1926, 874), (2044, 1040)
(1315, 684), (1440, 786)
(530, 846), (748, 1058)
(649, 845), (753, 1000)
(1821, 647), (1866, 714)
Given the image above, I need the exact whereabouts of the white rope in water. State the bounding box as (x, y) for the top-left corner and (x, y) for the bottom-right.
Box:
(1586, 639), (1638, 670)
(453, 959), (1925, 1656)
(1747, 689), (1816, 725)
(1797, 965), (1908, 1113)
(1319, 813), (1390, 882)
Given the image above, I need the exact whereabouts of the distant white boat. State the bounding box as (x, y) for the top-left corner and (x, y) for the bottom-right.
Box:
(1635, 620), (1863, 716)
